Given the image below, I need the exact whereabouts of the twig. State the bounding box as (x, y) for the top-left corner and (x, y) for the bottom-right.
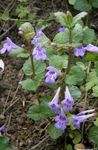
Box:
(0, 22), (16, 41)
(30, 136), (49, 150)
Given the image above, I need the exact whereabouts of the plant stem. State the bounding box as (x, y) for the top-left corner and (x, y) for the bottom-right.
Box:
(28, 43), (35, 78)
(60, 28), (73, 99)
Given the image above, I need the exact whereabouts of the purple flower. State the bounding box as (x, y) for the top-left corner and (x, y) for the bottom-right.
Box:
(77, 109), (95, 116)
(61, 87), (74, 112)
(59, 27), (65, 32)
(85, 44), (98, 53)
(0, 37), (19, 54)
(54, 109), (68, 131)
(72, 113), (95, 129)
(48, 87), (61, 114)
(74, 46), (86, 57)
(31, 31), (44, 45)
(45, 66), (60, 84)
(0, 124), (7, 134)
(32, 43), (47, 61)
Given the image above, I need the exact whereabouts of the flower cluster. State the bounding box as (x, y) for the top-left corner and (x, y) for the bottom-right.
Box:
(45, 66), (61, 84)
(0, 37), (19, 54)
(31, 31), (47, 61)
(74, 44), (98, 57)
(48, 87), (95, 131)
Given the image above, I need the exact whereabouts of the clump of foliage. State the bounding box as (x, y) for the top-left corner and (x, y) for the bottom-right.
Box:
(1, 5), (98, 150)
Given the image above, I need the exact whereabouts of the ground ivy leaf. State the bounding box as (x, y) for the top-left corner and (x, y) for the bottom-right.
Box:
(47, 124), (63, 139)
(94, 118), (98, 126)
(0, 136), (9, 150)
(70, 86), (81, 100)
(83, 27), (95, 44)
(27, 104), (53, 121)
(88, 126), (98, 147)
(74, 0), (92, 12)
(49, 55), (68, 69)
(20, 74), (43, 91)
(53, 29), (69, 44)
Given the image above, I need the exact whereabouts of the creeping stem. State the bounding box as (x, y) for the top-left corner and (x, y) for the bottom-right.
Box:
(28, 43), (35, 78)
(61, 28), (73, 100)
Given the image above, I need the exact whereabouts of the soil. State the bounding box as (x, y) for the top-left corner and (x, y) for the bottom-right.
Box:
(0, 0), (98, 150)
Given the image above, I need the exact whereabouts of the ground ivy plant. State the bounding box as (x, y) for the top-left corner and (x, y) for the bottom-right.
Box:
(1, 11), (98, 149)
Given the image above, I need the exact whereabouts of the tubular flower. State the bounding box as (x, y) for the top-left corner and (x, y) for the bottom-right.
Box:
(54, 109), (68, 131)
(72, 113), (95, 129)
(59, 27), (65, 32)
(32, 43), (47, 61)
(48, 87), (61, 114)
(45, 66), (60, 84)
(31, 31), (44, 45)
(61, 87), (74, 112)
(85, 44), (98, 53)
(74, 46), (86, 57)
(0, 37), (19, 54)
(0, 124), (7, 134)
(77, 109), (95, 116)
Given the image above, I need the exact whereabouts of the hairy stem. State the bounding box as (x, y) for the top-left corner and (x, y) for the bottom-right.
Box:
(61, 28), (73, 99)
(28, 43), (35, 78)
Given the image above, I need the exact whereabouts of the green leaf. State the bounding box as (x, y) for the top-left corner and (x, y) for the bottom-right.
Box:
(45, 44), (55, 57)
(0, 136), (9, 150)
(92, 86), (98, 97)
(85, 70), (98, 91)
(74, 0), (92, 12)
(16, 6), (30, 18)
(66, 66), (85, 85)
(49, 55), (68, 69)
(83, 27), (95, 44)
(73, 12), (87, 25)
(95, 61), (98, 76)
(72, 130), (81, 144)
(88, 126), (98, 147)
(22, 59), (32, 76)
(68, 0), (76, 5)
(27, 103), (53, 121)
(47, 124), (63, 139)
(10, 48), (29, 58)
(72, 23), (83, 43)
(53, 29), (69, 44)
(20, 74), (43, 91)
(66, 144), (72, 150)
(54, 12), (67, 27)
(22, 59), (46, 76)
(92, 0), (98, 8)
(70, 86), (81, 100)
(85, 53), (98, 62)
(94, 118), (98, 126)
(2, 12), (10, 21)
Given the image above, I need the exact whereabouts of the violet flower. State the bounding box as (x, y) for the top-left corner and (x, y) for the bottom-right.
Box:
(32, 43), (47, 61)
(61, 87), (74, 112)
(0, 37), (19, 54)
(77, 109), (95, 116)
(74, 46), (86, 57)
(54, 109), (68, 131)
(59, 27), (65, 32)
(48, 87), (61, 114)
(45, 66), (60, 84)
(72, 113), (95, 129)
(85, 44), (98, 53)
(0, 124), (7, 134)
(31, 31), (44, 45)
